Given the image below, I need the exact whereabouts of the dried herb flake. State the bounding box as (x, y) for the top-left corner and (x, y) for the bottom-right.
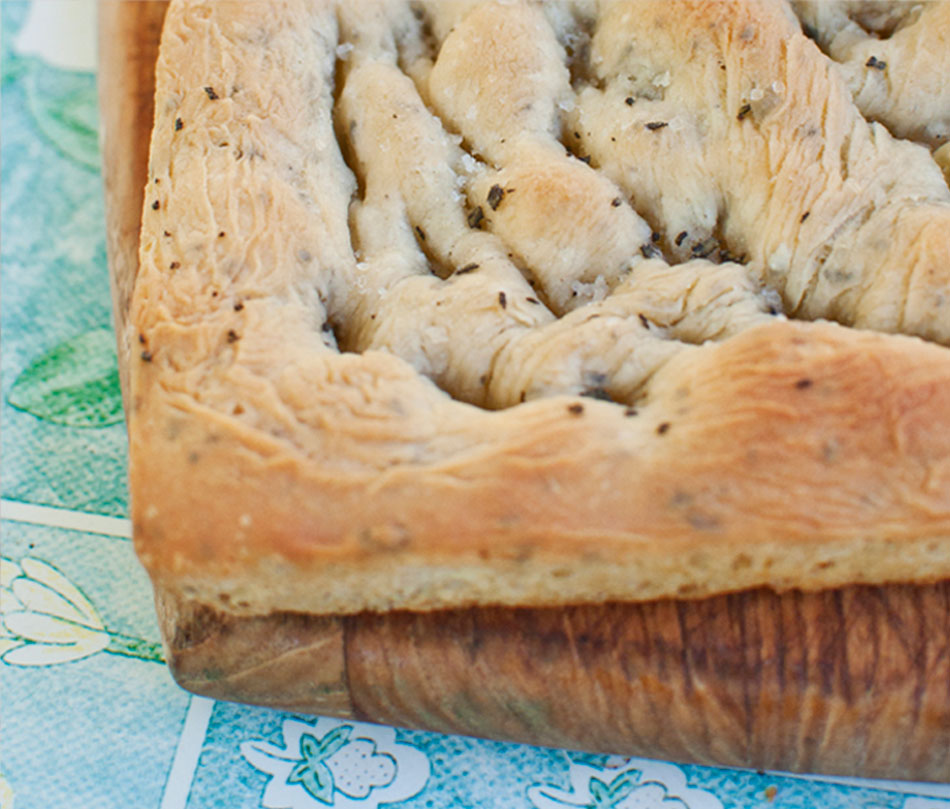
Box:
(487, 184), (505, 210)
(467, 206), (485, 229)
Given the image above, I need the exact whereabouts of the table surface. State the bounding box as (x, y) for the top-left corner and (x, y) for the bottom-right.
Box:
(2, 2), (950, 808)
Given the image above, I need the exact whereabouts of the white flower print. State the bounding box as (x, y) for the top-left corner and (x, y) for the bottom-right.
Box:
(0, 556), (108, 665)
(0, 556), (163, 666)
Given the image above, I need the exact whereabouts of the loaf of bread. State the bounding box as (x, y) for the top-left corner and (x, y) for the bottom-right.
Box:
(127, 0), (950, 621)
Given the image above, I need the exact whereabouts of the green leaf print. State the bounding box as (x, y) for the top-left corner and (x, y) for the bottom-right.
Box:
(24, 60), (100, 170)
(1, 43), (26, 85)
(587, 770), (643, 808)
(288, 727), (354, 804)
(315, 725), (352, 758)
(8, 328), (123, 428)
(589, 778), (610, 806)
(288, 757), (334, 805)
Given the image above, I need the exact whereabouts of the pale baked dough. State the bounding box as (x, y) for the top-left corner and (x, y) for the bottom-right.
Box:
(792, 1), (950, 148)
(130, 0), (950, 617)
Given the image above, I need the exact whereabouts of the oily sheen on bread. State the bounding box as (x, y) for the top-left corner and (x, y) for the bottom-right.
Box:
(129, 0), (950, 618)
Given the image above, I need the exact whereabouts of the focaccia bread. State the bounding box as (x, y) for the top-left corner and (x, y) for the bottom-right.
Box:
(129, 0), (950, 619)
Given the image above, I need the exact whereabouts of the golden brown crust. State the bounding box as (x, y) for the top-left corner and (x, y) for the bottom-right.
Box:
(128, 0), (950, 617)
(99, 0), (169, 406)
(132, 317), (950, 615)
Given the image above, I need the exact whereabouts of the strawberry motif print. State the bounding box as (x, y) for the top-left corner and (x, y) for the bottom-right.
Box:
(323, 736), (396, 799)
(241, 718), (429, 808)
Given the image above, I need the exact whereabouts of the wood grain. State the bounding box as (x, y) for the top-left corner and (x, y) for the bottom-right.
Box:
(156, 587), (353, 717)
(100, 0), (950, 782)
(160, 582), (950, 780)
(344, 586), (950, 779)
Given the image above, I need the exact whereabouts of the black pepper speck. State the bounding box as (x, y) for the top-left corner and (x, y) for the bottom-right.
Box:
(487, 184), (505, 210)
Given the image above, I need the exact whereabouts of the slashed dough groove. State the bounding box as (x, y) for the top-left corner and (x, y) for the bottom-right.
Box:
(130, 0), (950, 617)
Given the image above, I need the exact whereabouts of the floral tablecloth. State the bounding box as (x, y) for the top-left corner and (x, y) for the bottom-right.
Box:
(2, 3), (950, 808)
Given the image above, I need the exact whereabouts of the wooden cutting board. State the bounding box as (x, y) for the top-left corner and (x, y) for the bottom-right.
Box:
(98, 1), (950, 782)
